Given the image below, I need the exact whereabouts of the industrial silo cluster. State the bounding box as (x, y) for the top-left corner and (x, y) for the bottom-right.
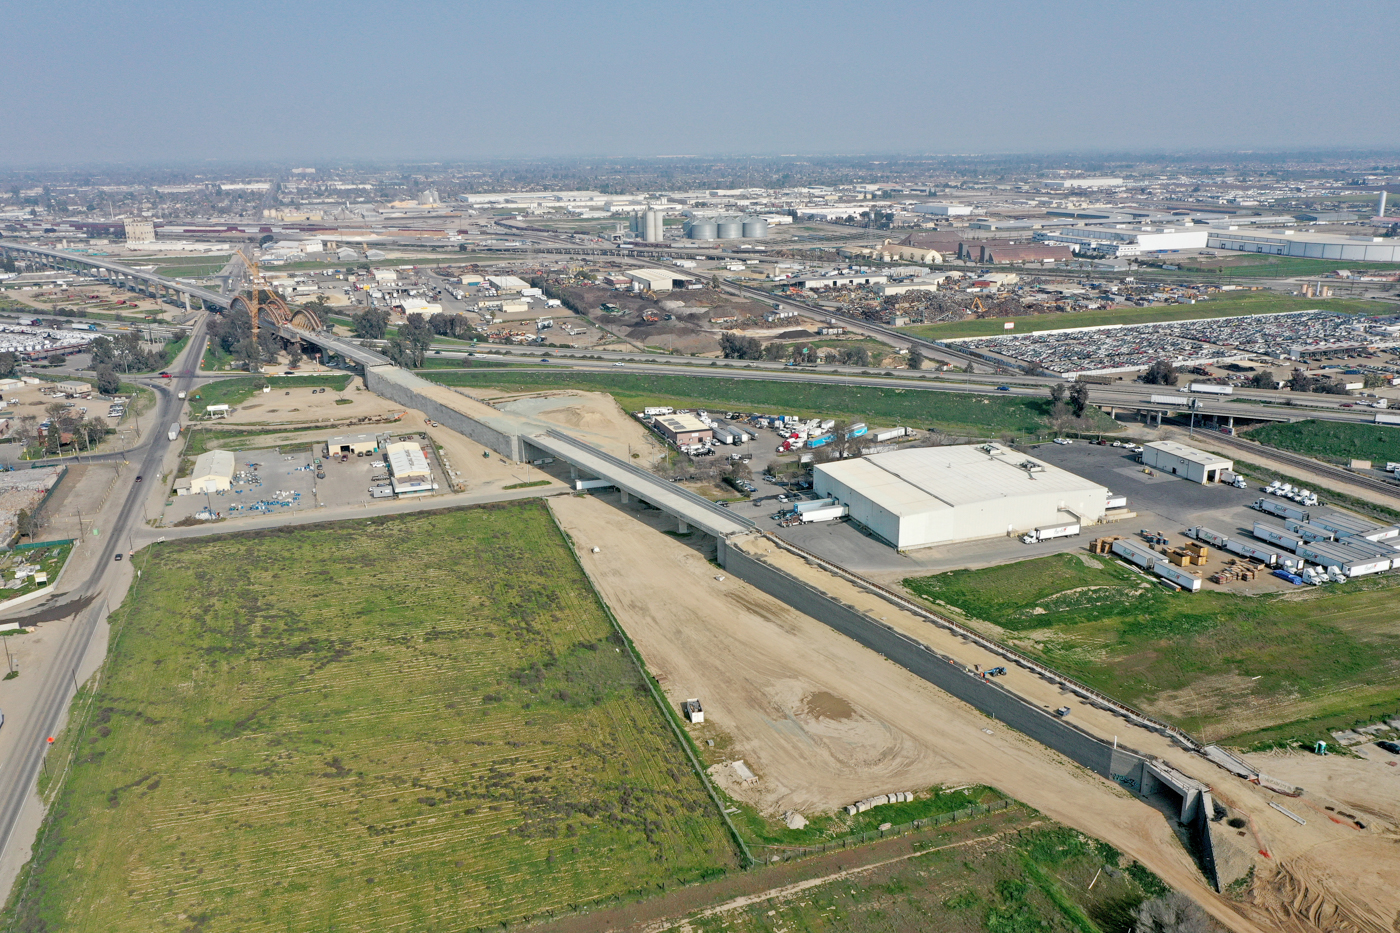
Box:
(629, 209), (665, 242)
(684, 215), (767, 240)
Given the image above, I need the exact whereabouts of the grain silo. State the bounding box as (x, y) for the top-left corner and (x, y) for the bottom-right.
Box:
(716, 217), (743, 239)
(687, 219), (718, 240)
(741, 217), (768, 238)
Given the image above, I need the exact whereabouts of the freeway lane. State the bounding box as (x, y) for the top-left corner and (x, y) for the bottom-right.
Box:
(0, 314), (211, 878)
(422, 359), (1390, 426)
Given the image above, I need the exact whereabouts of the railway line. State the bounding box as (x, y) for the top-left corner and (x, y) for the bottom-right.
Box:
(1202, 431), (1400, 503)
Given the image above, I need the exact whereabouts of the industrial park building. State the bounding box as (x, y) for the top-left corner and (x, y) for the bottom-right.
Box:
(186, 449), (235, 495)
(1205, 229), (1400, 263)
(326, 433), (382, 456)
(1141, 441), (1232, 484)
(624, 268), (695, 292)
(813, 445), (1108, 551)
(653, 413), (713, 446)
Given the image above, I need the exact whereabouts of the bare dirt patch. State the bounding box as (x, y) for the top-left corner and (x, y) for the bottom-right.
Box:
(547, 495), (1260, 931)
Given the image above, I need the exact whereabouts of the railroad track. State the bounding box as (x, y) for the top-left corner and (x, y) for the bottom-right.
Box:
(1205, 432), (1400, 503)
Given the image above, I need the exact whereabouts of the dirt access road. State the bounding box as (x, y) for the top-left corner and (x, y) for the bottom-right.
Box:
(548, 494), (1259, 933)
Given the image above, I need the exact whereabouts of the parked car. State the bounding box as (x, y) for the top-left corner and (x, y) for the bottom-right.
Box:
(1378, 740), (1400, 755)
(996, 385), (1009, 391)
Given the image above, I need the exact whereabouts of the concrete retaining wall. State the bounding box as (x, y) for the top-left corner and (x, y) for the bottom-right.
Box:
(721, 543), (1222, 890)
(364, 366), (520, 460)
(722, 545), (1129, 779)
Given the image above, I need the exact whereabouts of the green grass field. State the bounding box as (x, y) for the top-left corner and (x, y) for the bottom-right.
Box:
(672, 824), (1167, 933)
(187, 374), (352, 416)
(423, 371), (1116, 438)
(10, 503), (736, 932)
(900, 295), (1380, 341)
(905, 553), (1400, 747)
(1248, 420), (1400, 466)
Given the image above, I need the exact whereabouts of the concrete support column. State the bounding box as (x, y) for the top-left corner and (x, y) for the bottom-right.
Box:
(1227, 415), (1234, 432)
(619, 490), (629, 504)
(677, 519), (689, 534)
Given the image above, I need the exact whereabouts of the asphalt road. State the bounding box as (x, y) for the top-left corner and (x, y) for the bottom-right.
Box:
(0, 313), (211, 870)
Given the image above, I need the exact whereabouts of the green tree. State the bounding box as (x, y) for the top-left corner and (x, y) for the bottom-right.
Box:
(1142, 359), (1178, 386)
(1069, 381), (1091, 417)
(286, 345), (304, 368)
(235, 337), (262, 372)
(0, 351), (17, 379)
(908, 345), (924, 370)
(94, 365), (120, 395)
(351, 308), (389, 340)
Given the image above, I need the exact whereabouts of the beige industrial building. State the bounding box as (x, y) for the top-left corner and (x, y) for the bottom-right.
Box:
(814, 445), (1108, 551)
(624, 268), (694, 292)
(1141, 441), (1232, 484)
(653, 413), (713, 446)
(326, 433), (382, 456)
(185, 449), (235, 495)
(386, 440), (435, 497)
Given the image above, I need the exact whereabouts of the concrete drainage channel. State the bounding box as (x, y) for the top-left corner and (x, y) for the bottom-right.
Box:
(720, 539), (1223, 891)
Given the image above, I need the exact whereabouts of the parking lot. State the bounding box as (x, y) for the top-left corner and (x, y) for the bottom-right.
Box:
(160, 438), (441, 526)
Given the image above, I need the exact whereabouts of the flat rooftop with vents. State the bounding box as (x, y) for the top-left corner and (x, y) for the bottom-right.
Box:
(814, 444), (1109, 551)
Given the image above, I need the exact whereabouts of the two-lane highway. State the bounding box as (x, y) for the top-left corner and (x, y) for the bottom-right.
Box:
(0, 313), (212, 876)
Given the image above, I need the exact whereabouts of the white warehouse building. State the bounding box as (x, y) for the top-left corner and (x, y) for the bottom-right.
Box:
(1206, 229), (1400, 263)
(813, 445), (1108, 551)
(1038, 225), (1209, 257)
(1140, 441), (1232, 485)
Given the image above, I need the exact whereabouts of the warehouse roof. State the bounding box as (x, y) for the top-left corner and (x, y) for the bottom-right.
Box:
(1144, 441), (1231, 468)
(817, 444), (1105, 517)
(191, 449), (234, 481)
(656, 413), (710, 434)
(387, 441), (431, 478)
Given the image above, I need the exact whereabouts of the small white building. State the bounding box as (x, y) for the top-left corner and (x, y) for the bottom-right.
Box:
(187, 449), (235, 495)
(386, 440), (435, 497)
(372, 268), (399, 285)
(1141, 441), (1232, 485)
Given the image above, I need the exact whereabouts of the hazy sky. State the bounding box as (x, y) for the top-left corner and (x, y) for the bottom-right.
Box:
(4, 0), (1398, 166)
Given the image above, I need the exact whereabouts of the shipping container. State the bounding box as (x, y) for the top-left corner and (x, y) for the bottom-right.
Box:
(1149, 394), (1185, 406)
(873, 426), (909, 442)
(1376, 413), (1400, 426)
(1253, 521), (1301, 552)
(1106, 494), (1128, 510)
(845, 423), (868, 439)
(1189, 526), (1231, 548)
(806, 433), (834, 449)
(574, 478), (613, 491)
(1255, 497), (1309, 522)
(1285, 519), (1335, 543)
(1223, 538), (1278, 566)
(1110, 538), (1158, 569)
(1295, 541), (1392, 577)
(644, 406), (674, 416)
(1153, 562), (1202, 592)
(1189, 383), (1233, 395)
(800, 505), (849, 523)
(1033, 522), (1080, 542)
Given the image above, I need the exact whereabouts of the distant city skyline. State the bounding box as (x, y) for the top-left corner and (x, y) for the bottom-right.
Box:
(3, 0), (1398, 166)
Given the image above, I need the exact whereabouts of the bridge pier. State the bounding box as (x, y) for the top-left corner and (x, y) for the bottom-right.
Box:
(619, 490), (629, 504)
(677, 519), (690, 534)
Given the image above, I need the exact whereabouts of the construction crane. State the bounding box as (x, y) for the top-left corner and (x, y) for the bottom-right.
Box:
(236, 247), (269, 343)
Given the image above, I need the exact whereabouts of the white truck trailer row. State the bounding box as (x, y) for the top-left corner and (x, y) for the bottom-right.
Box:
(1109, 538), (1202, 592)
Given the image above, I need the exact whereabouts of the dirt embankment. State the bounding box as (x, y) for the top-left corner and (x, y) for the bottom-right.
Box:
(547, 495), (1262, 933)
